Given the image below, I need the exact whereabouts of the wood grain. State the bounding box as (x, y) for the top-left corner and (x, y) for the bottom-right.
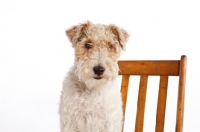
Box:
(118, 61), (180, 76)
(176, 55), (187, 132)
(135, 75), (148, 132)
(155, 76), (168, 132)
(121, 75), (130, 114)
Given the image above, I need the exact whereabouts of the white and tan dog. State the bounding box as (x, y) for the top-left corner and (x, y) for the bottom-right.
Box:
(59, 21), (129, 132)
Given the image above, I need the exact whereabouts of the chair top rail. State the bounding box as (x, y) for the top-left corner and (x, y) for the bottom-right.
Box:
(118, 60), (180, 76)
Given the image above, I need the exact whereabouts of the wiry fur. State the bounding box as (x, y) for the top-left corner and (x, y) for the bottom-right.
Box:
(59, 21), (129, 132)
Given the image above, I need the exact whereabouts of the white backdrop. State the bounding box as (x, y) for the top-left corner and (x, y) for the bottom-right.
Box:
(0, 0), (200, 132)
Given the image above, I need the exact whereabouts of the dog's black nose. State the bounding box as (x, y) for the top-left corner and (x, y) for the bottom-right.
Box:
(93, 66), (105, 75)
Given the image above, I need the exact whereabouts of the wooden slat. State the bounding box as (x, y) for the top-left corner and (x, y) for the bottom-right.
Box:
(176, 55), (187, 132)
(120, 75), (130, 114)
(155, 76), (169, 132)
(118, 61), (180, 76)
(135, 75), (148, 132)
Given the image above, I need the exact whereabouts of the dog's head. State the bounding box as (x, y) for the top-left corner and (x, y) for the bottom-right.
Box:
(66, 21), (129, 88)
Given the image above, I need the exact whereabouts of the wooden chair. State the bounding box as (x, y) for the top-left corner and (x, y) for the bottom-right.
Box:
(118, 55), (187, 132)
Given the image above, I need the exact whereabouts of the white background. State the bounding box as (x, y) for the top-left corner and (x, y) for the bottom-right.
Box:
(0, 0), (199, 132)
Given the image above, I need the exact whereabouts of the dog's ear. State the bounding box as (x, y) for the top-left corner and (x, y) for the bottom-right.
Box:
(66, 21), (92, 47)
(108, 24), (129, 50)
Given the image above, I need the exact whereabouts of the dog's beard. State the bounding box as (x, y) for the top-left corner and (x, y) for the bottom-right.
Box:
(74, 59), (119, 89)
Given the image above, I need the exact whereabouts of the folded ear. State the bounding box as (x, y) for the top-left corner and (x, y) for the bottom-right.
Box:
(65, 21), (92, 47)
(108, 24), (129, 50)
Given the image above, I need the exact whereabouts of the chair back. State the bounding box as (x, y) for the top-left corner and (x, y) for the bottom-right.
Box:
(118, 55), (187, 132)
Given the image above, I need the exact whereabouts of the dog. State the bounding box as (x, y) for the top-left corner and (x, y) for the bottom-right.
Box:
(59, 21), (129, 132)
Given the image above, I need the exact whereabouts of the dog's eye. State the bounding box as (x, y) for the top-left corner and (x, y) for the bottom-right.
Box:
(109, 44), (113, 49)
(85, 43), (92, 49)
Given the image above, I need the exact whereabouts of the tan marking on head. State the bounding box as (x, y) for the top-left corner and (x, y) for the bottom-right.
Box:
(74, 39), (121, 62)
(108, 24), (129, 50)
(97, 40), (121, 62)
(65, 21), (92, 47)
(107, 42), (121, 62)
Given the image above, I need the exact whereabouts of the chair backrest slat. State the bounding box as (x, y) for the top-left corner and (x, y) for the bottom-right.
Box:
(155, 76), (169, 132)
(118, 55), (187, 132)
(121, 75), (130, 114)
(135, 75), (148, 132)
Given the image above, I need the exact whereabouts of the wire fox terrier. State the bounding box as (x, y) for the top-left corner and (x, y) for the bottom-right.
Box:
(59, 21), (129, 132)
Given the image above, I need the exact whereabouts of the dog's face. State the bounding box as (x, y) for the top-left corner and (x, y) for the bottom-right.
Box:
(66, 21), (129, 88)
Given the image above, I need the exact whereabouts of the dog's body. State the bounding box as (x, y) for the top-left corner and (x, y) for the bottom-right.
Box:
(59, 21), (129, 132)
